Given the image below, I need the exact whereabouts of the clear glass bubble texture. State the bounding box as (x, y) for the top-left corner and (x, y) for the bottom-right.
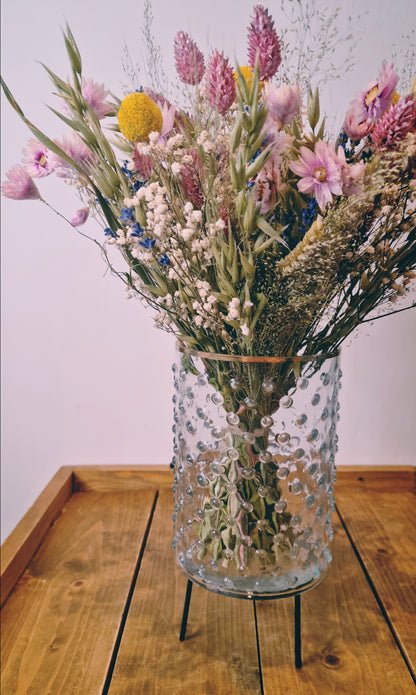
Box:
(172, 346), (341, 599)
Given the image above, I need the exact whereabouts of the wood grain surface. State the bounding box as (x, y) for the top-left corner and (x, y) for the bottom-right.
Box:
(1, 466), (414, 694)
(1, 488), (156, 695)
(0, 466), (74, 608)
(336, 484), (416, 680)
(107, 489), (261, 695)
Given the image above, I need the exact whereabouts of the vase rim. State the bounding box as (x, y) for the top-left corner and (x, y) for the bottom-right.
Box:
(175, 341), (340, 364)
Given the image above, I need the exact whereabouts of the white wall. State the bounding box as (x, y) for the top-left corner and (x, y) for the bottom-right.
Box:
(1, 0), (415, 542)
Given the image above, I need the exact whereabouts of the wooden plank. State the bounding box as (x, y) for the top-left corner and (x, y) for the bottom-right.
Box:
(1, 489), (156, 695)
(336, 487), (416, 679)
(336, 466), (415, 493)
(107, 489), (262, 695)
(257, 512), (415, 694)
(1, 466), (74, 608)
(73, 465), (173, 492)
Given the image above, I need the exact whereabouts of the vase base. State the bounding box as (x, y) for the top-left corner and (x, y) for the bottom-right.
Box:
(178, 557), (327, 600)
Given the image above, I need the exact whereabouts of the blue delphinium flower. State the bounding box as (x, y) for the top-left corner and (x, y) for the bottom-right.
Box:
(120, 207), (135, 224)
(139, 237), (156, 249)
(130, 223), (144, 237)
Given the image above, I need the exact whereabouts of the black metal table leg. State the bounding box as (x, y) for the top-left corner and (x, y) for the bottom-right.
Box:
(294, 593), (302, 668)
(179, 579), (193, 641)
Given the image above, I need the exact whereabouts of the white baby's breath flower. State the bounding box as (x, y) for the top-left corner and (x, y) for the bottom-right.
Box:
(166, 133), (184, 150)
(226, 297), (241, 320)
(180, 228), (195, 242)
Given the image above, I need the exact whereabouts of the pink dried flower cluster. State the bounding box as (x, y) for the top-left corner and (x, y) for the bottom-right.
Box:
(205, 50), (236, 115)
(133, 146), (154, 180)
(174, 31), (205, 85)
(247, 4), (281, 81)
(172, 4), (282, 115)
(181, 149), (204, 209)
(371, 95), (416, 151)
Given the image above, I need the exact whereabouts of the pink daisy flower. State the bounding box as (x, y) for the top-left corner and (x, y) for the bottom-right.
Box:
(81, 78), (113, 119)
(205, 50), (236, 116)
(1, 164), (41, 200)
(247, 4), (281, 81)
(174, 31), (205, 86)
(289, 141), (342, 211)
(349, 62), (399, 123)
(49, 132), (97, 178)
(22, 139), (54, 177)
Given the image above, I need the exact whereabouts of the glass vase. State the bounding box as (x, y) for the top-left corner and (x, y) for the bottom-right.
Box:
(172, 344), (341, 599)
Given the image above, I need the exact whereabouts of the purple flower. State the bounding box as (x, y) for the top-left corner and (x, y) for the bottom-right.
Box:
(205, 50), (236, 116)
(263, 83), (301, 131)
(49, 132), (97, 178)
(174, 31), (205, 85)
(349, 62), (399, 123)
(71, 207), (89, 226)
(1, 164), (41, 200)
(247, 4), (281, 81)
(289, 141), (342, 212)
(371, 95), (416, 151)
(22, 139), (54, 177)
(81, 78), (113, 119)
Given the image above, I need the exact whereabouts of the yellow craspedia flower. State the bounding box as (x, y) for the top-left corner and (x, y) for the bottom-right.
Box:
(234, 66), (265, 94)
(118, 92), (163, 143)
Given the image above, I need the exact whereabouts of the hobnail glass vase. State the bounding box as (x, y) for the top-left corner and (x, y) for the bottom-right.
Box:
(172, 343), (341, 599)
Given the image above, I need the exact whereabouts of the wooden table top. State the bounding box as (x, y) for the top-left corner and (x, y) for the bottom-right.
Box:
(1, 465), (415, 694)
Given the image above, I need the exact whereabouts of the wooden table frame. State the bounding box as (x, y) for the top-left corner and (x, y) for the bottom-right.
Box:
(1, 465), (415, 694)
